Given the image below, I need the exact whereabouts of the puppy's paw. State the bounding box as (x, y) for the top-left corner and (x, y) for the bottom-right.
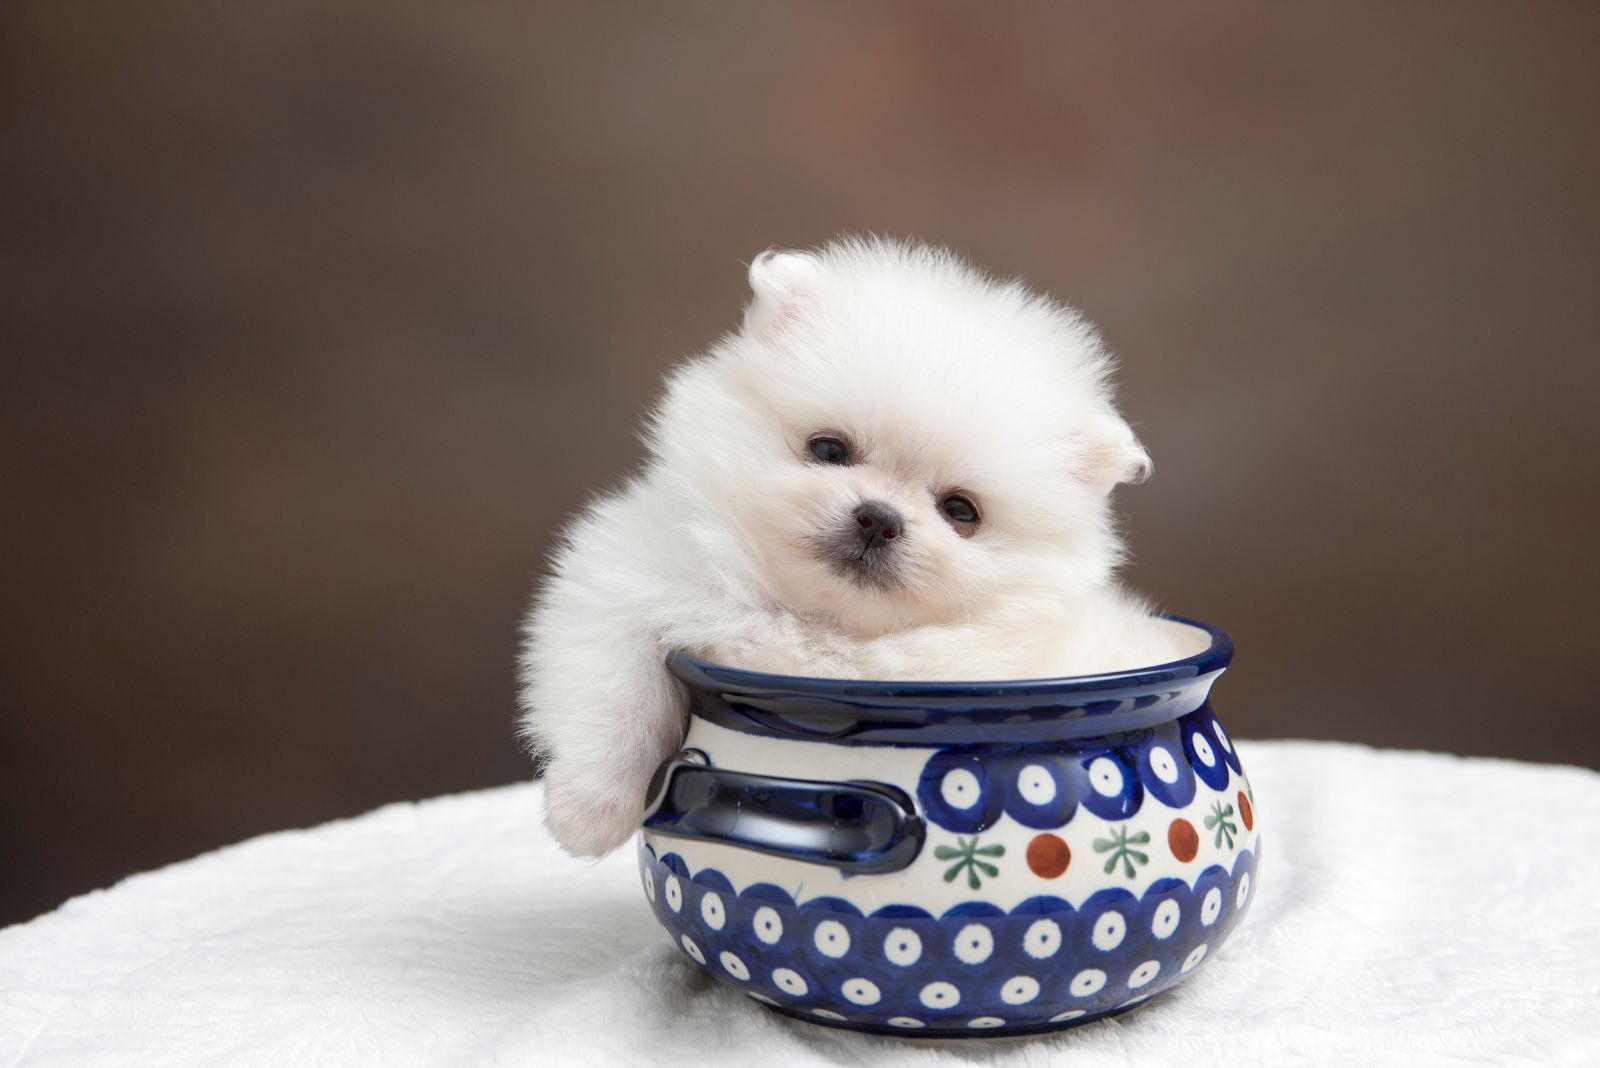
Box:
(541, 771), (641, 858)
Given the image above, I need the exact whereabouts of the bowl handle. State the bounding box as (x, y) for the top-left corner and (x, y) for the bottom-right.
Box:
(641, 749), (925, 874)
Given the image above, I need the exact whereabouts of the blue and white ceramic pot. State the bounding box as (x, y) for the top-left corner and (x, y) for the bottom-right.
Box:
(638, 616), (1258, 1038)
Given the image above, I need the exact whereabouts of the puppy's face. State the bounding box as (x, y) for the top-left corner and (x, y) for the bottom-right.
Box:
(750, 421), (991, 634)
(652, 241), (1150, 637)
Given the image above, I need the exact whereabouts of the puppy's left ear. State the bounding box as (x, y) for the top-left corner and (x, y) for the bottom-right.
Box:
(1072, 413), (1152, 496)
(744, 248), (819, 336)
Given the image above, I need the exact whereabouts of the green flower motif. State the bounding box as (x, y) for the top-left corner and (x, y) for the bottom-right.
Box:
(1206, 800), (1239, 849)
(933, 836), (1005, 890)
(1093, 826), (1151, 878)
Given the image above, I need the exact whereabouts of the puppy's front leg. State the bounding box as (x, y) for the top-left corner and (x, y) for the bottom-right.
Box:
(519, 502), (688, 856)
(521, 624), (685, 856)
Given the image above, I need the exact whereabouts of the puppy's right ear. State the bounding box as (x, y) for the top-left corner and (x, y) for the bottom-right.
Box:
(744, 249), (818, 337)
(1071, 413), (1153, 497)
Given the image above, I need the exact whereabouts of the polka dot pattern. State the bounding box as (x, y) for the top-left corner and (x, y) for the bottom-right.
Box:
(1141, 740), (1198, 808)
(884, 928), (922, 966)
(1091, 910), (1127, 951)
(1168, 818), (1200, 862)
(1001, 976), (1040, 1005)
(638, 770), (1259, 1036)
(1002, 755), (1076, 828)
(1201, 887), (1223, 926)
(842, 978), (881, 1006)
(1128, 960), (1161, 989)
(1070, 969), (1107, 997)
(913, 710), (1236, 834)
(1185, 713), (1234, 790)
(1024, 918), (1062, 959)
(941, 768), (981, 810)
(1025, 833), (1071, 878)
(1077, 749), (1144, 820)
(1088, 757), (1123, 797)
(1017, 764), (1057, 805)
(1149, 747), (1180, 783)
(813, 920), (850, 958)
(953, 923), (994, 965)
(771, 968), (807, 996)
(1152, 899), (1181, 939)
(753, 907), (783, 944)
(1195, 707), (1245, 775)
(917, 753), (1003, 833)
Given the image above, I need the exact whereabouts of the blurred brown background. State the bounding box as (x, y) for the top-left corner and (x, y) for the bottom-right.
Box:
(3, 2), (1597, 926)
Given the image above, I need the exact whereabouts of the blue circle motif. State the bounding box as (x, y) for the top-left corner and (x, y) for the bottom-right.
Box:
(915, 717), (1237, 832)
(917, 751), (1005, 833)
(999, 752), (1077, 828)
(1137, 733), (1198, 808)
(639, 842), (1259, 1037)
(1180, 713), (1231, 791)
(1075, 748), (1145, 820)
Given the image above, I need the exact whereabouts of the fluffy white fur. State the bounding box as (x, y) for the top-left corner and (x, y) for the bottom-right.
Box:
(519, 237), (1186, 857)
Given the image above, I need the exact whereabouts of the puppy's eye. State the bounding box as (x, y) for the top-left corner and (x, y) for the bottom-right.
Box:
(940, 494), (980, 529)
(807, 436), (850, 466)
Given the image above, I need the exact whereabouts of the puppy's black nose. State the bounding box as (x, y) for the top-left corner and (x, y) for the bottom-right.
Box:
(854, 501), (902, 547)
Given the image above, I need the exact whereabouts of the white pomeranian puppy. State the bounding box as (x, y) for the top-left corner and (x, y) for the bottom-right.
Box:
(519, 237), (1187, 857)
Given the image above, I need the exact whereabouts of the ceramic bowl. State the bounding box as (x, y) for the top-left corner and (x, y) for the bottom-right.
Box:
(637, 616), (1258, 1038)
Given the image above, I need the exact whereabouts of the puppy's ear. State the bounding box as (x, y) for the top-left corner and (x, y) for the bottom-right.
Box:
(744, 248), (818, 336)
(1072, 413), (1152, 496)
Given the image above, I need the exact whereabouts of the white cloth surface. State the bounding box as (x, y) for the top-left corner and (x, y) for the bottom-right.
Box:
(3, 740), (1597, 1067)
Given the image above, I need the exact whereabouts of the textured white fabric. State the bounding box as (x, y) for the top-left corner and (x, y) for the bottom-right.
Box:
(3, 741), (1597, 1067)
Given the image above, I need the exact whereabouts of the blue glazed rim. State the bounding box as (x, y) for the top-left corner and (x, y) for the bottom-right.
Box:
(664, 614), (1233, 745)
